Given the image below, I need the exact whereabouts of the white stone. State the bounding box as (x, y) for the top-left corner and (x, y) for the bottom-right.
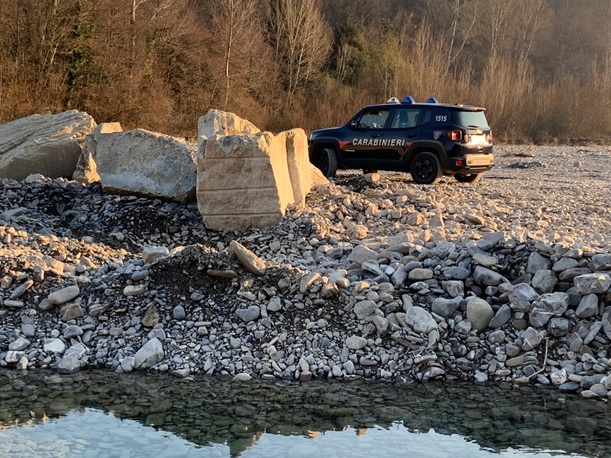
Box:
(230, 240), (266, 276)
(8, 337), (30, 351)
(404, 306), (437, 334)
(0, 110), (95, 179)
(124, 285), (146, 296)
(550, 368), (568, 386)
(142, 246), (169, 264)
(57, 343), (88, 374)
(5, 351), (23, 363)
(197, 110), (317, 231)
(96, 129), (197, 203)
(121, 357), (135, 372)
(346, 336), (368, 350)
(43, 338), (66, 354)
(134, 338), (164, 369)
(73, 122), (122, 183)
(197, 109), (260, 155)
(233, 373), (253, 381)
(47, 285), (80, 305)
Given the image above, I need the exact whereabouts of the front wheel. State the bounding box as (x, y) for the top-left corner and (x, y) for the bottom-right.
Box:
(316, 148), (338, 178)
(455, 173), (482, 184)
(410, 152), (442, 184)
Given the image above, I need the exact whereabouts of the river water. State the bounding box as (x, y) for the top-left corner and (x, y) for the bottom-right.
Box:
(0, 369), (609, 457)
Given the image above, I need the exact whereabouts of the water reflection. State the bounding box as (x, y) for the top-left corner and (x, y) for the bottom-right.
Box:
(0, 369), (609, 457)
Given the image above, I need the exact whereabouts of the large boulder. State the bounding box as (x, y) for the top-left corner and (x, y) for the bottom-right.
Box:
(95, 129), (197, 204)
(73, 122), (123, 183)
(198, 132), (288, 230)
(197, 110), (322, 231)
(197, 109), (260, 157)
(0, 110), (96, 179)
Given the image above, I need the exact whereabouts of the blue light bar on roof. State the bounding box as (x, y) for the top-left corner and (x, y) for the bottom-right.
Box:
(426, 97), (439, 103)
(401, 96), (415, 104)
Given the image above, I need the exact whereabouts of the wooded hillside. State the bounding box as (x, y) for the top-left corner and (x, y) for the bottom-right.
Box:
(1, 0), (609, 142)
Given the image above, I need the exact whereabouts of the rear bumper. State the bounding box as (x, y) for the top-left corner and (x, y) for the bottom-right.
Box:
(444, 153), (494, 174)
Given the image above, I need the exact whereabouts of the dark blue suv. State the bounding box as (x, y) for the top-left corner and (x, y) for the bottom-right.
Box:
(308, 96), (494, 184)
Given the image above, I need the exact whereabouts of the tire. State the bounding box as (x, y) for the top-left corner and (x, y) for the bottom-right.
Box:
(317, 148), (338, 178)
(410, 152), (442, 184)
(455, 173), (482, 184)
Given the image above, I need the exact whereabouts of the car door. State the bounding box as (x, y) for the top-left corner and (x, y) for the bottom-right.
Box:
(342, 108), (391, 169)
(382, 107), (423, 167)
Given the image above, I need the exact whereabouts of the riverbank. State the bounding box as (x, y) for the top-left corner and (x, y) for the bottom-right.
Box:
(1, 145), (611, 399)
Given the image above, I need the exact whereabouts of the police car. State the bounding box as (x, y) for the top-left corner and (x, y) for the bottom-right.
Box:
(308, 96), (494, 184)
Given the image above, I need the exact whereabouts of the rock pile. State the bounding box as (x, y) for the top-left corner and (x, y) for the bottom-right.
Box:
(1, 145), (611, 401)
(1, 109), (323, 227)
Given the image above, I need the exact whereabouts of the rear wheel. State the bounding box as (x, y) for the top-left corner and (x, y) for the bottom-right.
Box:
(316, 148), (338, 178)
(410, 152), (442, 184)
(455, 173), (482, 183)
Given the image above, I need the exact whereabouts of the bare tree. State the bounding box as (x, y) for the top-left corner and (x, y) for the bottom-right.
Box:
(266, 0), (332, 105)
(445, 0), (481, 71)
(403, 21), (450, 100)
(130, 0), (177, 69)
(209, 0), (261, 107)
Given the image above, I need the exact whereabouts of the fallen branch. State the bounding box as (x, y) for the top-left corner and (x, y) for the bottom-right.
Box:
(528, 337), (550, 379)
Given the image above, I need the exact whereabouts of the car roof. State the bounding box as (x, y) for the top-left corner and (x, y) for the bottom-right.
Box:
(362, 102), (485, 111)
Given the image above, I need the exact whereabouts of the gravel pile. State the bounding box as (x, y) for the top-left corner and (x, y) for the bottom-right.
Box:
(1, 144), (611, 399)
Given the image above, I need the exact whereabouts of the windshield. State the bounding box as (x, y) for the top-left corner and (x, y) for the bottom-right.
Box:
(451, 110), (489, 129)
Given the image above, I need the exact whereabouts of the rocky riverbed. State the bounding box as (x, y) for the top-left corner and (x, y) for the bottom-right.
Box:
(1, 144), (611, 400)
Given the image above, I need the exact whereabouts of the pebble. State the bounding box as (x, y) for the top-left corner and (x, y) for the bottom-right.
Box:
(47, 285), (80, 305)
(124, 285), (146, 296)
(172, 306), (186, 320)
(3, 299), (24, 308)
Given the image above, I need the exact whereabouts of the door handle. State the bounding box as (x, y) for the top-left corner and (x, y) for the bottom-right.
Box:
(406, 133), (417, 138)
(371, 134), (381, 138)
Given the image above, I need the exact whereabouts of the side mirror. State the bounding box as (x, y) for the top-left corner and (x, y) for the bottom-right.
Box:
(349, 120), (359, 130)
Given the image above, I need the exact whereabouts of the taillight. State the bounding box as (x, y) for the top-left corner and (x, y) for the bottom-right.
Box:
(449, 130), (462, 141)
(486, 131), (493, 144)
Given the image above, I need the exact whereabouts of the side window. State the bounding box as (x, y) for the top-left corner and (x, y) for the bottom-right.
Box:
(390, 108), (421, 129)
(358, 110), (390, 129)
(420, 109), (432, 125)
